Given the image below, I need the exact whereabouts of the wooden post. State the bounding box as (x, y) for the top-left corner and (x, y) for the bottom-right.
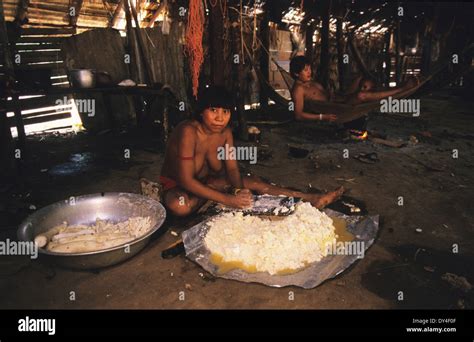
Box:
(231, 11), (247, 140)
(122, 0), (145, 128)
(305, 21), (316, 64)
(1, 3), (15, 79)
(123, 0), (143, 82)
(384, 30), (391, 87)
(15, 0), (30, 23)
(318, 0), (331, 89)
(0, 105), (15, 177)
(129, 0), (154, 84)
(209, 0), (226, 87)
(348, 34), (374, 80)
(162, 94), (169, 143)
(336, 15), (345, 92)
(259, 2), (270, 109)
(421, 5), (439, 77)
(0, 1), (26, 153)
(420, 23), (432, 76)
(69, 0), (84, 28)
(303, 0), (318, 69)
(395, 17), (402, 84)
(11, 95), (26, 150)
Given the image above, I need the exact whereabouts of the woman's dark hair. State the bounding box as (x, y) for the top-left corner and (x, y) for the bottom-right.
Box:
(194, 85), (235, 121)
(290, 56), (311, 79)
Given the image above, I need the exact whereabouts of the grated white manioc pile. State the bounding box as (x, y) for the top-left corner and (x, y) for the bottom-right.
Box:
(204, 202), (337, 275)
(41, 216), (152, 253)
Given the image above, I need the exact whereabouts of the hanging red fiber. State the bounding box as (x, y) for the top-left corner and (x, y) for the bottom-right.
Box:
(184, 0), (205, 98)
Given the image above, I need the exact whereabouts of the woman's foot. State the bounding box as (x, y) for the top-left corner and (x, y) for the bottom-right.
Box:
(307, 186), (345, 209)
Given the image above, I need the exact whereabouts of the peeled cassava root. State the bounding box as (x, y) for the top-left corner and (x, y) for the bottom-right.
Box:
(36, 217), (152, 253)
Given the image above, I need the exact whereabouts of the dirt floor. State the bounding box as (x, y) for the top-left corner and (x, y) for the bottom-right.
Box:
(1, 90), (473, 309)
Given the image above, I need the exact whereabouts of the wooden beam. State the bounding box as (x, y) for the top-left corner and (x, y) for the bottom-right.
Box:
(10, 62), (65, 70)
(101, 0), (113, 25)
(14, 42), (62, 50)
(16, 36), (65, 43)
(14, 52), (63, 64)
(136, 0), (146, 28)
(111, 0), (124, 28)
(5, 95), (64, 112)
(20, 27), (76, 35)
(8, 112), (71, 127)
(69, 0), (84, 27)
(15, 0), (30, 24)
(146, 0), (167, 28)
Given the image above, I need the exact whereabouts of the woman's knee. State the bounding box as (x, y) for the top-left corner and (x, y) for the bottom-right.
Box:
(164, 191), (195, 217)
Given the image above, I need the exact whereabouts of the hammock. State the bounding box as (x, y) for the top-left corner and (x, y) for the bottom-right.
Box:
(303, 78), (431, 124)
(252, 43), (473, 124)
(251, 51), (426, 124)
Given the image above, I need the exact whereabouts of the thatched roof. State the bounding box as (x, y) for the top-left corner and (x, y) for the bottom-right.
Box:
(3, 0), (167, 31)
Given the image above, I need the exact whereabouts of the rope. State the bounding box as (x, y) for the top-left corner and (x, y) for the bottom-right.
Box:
(240, 17), (292, 85)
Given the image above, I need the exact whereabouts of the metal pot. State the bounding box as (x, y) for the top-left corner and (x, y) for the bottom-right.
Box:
(68, 69), (96, 88)
(17, 193), (167, 270)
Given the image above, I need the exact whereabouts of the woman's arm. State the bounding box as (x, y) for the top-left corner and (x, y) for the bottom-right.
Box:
(223, 128), (245, 189)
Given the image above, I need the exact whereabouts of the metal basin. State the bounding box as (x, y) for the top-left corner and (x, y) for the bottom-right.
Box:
(17, 193), (166, 270)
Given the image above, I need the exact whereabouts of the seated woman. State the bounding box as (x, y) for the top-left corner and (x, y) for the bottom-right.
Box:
(289, 56), (419, 122)
(159, 86), (344, 217)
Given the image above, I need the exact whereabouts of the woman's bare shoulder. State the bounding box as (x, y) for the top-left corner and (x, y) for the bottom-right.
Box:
(312, 81), (325, 90)
(176, 120), (199, 135)
(223, 127), (233, 139)
(291, 82), (305, 97)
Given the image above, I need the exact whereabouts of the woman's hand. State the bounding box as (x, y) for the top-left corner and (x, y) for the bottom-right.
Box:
(323, 114), (338, 122)
(224, 190), (253, 209)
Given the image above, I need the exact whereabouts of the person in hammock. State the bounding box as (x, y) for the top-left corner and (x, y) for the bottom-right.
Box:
(289, 56), (419, 122)
(159, 85), (344, 217)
